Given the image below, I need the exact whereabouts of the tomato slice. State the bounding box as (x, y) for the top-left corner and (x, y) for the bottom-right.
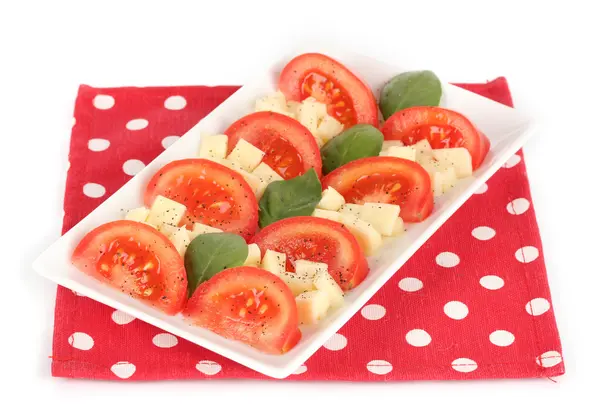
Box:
(381, 106), (490, 170)
(71, 220), (187, 315)
(278, 53), (379, 128)
(144, 158), (258, 240)
(322, 156), (433, 223)
(224, 111), (321, 180)
(251, 216), (368, 291)
(183, 266), (301, 355)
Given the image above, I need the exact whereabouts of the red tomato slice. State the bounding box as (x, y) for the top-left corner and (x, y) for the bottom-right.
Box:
(322, 156), (433, 223)
(183, 266), (301, 355)
(251, 216), (368, 291)
(278, 53), (379, 128)
(144, 159), (258, 240)
(71, 220), (187, 315)
(381, 106), (490, 170)
(224, 111), (321, 180)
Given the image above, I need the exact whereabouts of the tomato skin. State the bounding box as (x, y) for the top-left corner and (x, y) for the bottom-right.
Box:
(183, 266), (300, 355)
(278, 53), (379, 127)
(144, 158), (258, 240)
(251, 216), (368, 291)
(224, 111), (322, 180)
(322, 156), (434, 223)
(71, 220), (187, 315)
(381, 106), (489, 170)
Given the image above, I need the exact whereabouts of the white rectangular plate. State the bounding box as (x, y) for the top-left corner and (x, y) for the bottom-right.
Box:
(33, 43), (537, 379)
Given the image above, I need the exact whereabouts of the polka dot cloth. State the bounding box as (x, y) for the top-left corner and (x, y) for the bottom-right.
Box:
(53, 79), (563, 381)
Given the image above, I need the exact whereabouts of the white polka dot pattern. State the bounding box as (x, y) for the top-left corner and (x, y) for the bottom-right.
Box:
(152, 333), (178, 348)
(88, 138), (110, 151)
(443, 301), (469, 320)
(361, 304), (386, 320)
(489, 330), (515, 347)
(122, 159), (145, 176)
(398, 277), (423, 292)
(436, 252), (460, 268)
(83, 183), (106, 198)
(111, 361), (136, 379)
(406, 329), (431, 347)
(164, 95), (187, 110)
(126, 119), (148, 130)
(93, 94), (115, 109)
(526, 298), (551, 316)
(196, 360), (222, 375)
(161, 135), (180, 149)
(366, 360), (393, 375)
(452, 358), (478, 373)
(323, 333), (347, 351)
(68, 332), (94, 350)
(515, 246), (539, 263)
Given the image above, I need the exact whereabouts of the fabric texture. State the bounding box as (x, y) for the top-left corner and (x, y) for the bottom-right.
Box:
(52, 79), (565, 381)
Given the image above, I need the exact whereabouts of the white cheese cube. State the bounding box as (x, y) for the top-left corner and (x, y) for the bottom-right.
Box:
(339, 214), (383, 256)
(316, 115), (344, 143)
(317, 187), (346, 211)
(213, 157), (245, 172)
(286, 100), (302, 117)
(295, 290), (331, 325)
(412, 139), (434, 164)
(147, 195), (187, 228)
(158, 223), (179, 236)
(313, 271), (344, 309)
(168, 226), (191, 256)
(380, 145), (417, 161)
(125, 207), (150, 223)
(282, 272), (314, 296)
(339, 203), (364, 217)
(312, 209), (342, 223)
(297, 97), (327, 136)
(236, 169), (265, 198)
(432, 167), (458, 197)
(226, 139), (266, 172)
(198, 134), (228, 160)
(189, 223), (223, 240)
(360, 203), (401, 236)
(381, 140), (404, 151)
(294, 260), (328, 278)
(254, 91), (288, 115)
(243, 244), (261, 267)
(253, 162), (283, 183)
(391, 217), (405, 236)
(261, 249), (286, 276)
(432, 148), (473, 178)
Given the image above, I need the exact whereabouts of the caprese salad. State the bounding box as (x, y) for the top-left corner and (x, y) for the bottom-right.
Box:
(71, 52), (490, 355)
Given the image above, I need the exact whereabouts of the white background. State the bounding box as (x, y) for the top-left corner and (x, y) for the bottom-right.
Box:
(2, 0), (598, 418)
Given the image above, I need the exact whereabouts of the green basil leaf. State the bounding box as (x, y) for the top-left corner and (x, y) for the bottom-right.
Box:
(320, 124), (383, 174)
(184, 232), (248, 296)
(379, 70), (442, 119)
(258, 168), (322, 228)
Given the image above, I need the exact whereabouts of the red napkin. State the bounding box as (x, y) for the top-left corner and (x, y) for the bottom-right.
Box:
(53, 79), (564, 381)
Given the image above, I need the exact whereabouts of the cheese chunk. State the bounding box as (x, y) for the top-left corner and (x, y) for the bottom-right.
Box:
(213, 157), (245, 172)
(147, 195), (187, 228)
(252, 162), (283, 183)
(313, 271), (344, 309)
(316, 115), (344, 143)
(412, 139), (434, 158)
(198, 134), (228, 160)
(236, 169), (265, 197)
(339, 203), (364, 217)
(391, 217), (405, 236)
(432, 167), (458, 197)
(286, 100), (302, 117)
(189, 223), (223, 240)
(158, 223), (179, 236)
(381, 140), (404, 151)
(226, 138), (265, 172)
(282, 272), (314, 296)
(312, 209), (342, 222)
(168, 226), (191, 256)
(297, 97), (327, 135)
(254, 91), (288, 115)
(294, 260), (328, 278)
(295, 290), (331, 325)
(261, 249), (286, 276)
(360, 203), (401, 236)
(432, 148), (473, 178)
(339, 214), (382, 256)
(125, 207), (150, 223)
(243, 244), (262, 267)
(380, 146), (417, 161)
(317, 187), (346, 211)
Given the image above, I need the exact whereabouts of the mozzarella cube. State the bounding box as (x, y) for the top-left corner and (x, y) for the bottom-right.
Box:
(244, 244), (262, 267)
(158, 223), (179, 236)
(226, 139), (265, 172)
(312, 209), (342, 222)
(297, 98), (327, 135)
(213, 157), (245, 172)
(412, 139), (434, 156)
(391, 217), (405, 236)
(316, 115), (344, 143)
(381, 140), (404, 151)
(432, 167), (458, 197)
(339, 214), (382, 256)
(261, 249), (286, 276)
(236, 169), (265, 197)
(252, 162), (283, 183)
(359, 203), (401, 236)
(295, 290), (331, 325)
(317, 187), (346, 211)
(380, 146), (417, 161)
(286, 100), (302, 117)
(339, 203), (364, 217)
(312, 271), (344, 309)
(189, 223), (223, 240)
(432, 148), (473, 178)
(282, 272), (314, 296)
(168, 226), (191, 256)
(294, 260), (328, 278)
(198, 134), (228, 160)
(125, 207), (150, 223)
(254, 91), (288, 114)
(147, 195), (187, 228)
